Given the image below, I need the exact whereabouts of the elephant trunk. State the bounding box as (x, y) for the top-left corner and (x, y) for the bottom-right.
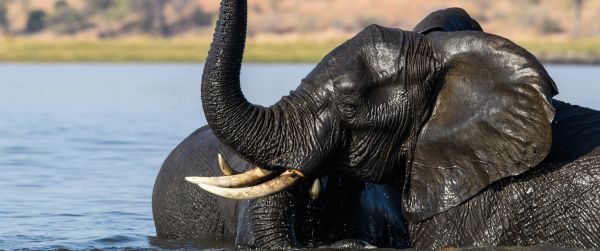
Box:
(201, 0), (314, 170)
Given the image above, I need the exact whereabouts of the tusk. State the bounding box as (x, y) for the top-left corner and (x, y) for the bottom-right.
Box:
(218, 153), (238, 175)
(309, 179), (321, 200)
(185, 166), (273, 188)
(186, 169), (303, 200)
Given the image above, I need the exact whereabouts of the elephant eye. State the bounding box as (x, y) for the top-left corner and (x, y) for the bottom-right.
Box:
(338, 97), (359, 118)
(340, 102), (356, 114)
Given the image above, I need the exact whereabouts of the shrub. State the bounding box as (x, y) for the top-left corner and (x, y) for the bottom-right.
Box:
(26, 10), (47, 33)
(539, 17), (564, 34)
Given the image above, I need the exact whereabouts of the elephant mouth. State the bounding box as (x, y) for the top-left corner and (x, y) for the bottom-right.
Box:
(185, 154), (309, 200)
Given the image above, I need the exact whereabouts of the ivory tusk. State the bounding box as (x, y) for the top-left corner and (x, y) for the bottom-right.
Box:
(309, 179), (321, 200)
(217, 153), (238, 176)
(185, 166), (273, 188)
(186, 169), (303, 200)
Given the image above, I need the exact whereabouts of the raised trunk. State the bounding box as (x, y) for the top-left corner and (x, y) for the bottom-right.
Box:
(201, 0), (314, 170)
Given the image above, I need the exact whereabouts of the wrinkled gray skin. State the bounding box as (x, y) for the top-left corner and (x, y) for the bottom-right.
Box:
(153, 127), (408, 248)
(154, 1), (600, 248)
(410, 100), (600, 248)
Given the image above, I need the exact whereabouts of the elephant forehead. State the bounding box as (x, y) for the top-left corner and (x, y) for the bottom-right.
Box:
(361, 41), (403, 78)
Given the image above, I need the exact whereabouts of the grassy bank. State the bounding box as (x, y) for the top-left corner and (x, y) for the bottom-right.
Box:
(0, 37), (344, 63)
(1, 37), (600, 63)
(518, 38), (600, 64)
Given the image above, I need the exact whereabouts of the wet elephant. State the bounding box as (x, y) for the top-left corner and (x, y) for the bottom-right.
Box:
(153, 126), (408, 248)
(156, 0), (600, 249)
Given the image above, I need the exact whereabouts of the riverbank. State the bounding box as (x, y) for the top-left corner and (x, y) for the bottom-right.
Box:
(519, 39), (600, 64)
(1, 37), (600, 64)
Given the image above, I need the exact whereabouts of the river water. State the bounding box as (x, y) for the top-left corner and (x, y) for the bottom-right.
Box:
(0, 64), (598, 250)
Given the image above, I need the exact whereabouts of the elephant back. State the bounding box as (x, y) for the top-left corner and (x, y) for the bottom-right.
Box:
(544, 100), (600, 164)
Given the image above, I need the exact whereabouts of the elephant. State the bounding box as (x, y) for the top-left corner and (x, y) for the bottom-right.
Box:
(152, 126), (409, 248)
(152, 5), (485, 250)
(154, 0), (600, 249)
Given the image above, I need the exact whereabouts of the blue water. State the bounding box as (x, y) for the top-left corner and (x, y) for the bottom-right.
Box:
(0, 63), (598, 250)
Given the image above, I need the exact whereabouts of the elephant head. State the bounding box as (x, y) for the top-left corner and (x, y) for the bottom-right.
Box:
(190, 0), (558, 222)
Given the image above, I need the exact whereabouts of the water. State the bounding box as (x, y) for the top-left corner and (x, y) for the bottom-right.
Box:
(0, 63), (598, 250)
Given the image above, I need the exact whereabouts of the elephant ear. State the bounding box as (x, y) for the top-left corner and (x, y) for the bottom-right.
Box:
(402, 31), (558, 222)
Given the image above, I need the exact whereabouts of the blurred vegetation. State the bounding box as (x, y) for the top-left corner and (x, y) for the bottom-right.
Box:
(0, 0), (7, 32)
(0, 0), (598, 38)
(25, 10), (46, 33)
(518, 38), (600, 63)
(0, 37), (345, 62)
(1, 37), (600, 63)
(0, 0), (599, 63)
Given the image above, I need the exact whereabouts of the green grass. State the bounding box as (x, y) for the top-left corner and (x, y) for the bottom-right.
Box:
(517, 38), (600, 54)
(0, 37), (344, 63)
(1, 37), (599, 63)
(516, 38), (600, 63)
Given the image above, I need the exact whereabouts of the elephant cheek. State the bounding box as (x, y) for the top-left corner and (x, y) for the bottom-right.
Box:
(296, 110), (341, 178)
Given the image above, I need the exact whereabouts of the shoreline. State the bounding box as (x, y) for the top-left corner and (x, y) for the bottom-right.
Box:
(1, 38), (599, 64)
(537, 55), (600, 65)
(2, 57), (599, 65)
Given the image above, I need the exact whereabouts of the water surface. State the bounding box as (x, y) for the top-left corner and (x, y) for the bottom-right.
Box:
(0, 63), (598, 250)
